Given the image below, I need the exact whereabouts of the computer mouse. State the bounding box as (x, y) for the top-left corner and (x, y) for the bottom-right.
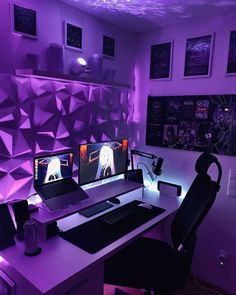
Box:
(138, 203), (153, 210)
(108, 197), (120, 204)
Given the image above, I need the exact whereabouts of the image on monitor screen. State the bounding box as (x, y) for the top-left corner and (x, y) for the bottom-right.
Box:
(34, 152), (73, 187)
(79, 139), (128, 185)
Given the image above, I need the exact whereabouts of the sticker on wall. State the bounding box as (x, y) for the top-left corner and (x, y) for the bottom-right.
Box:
(12, 3), (37, 38)
(102, 35), (115, 58)
(226, 30), (236, 75)
(64, 21), (82, 51)
(150, 41), (173, 80)
(184, 34), (214, 78)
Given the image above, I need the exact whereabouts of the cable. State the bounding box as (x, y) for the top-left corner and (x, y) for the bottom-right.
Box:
(137, 162), (156, 182)
(193, 271), (223, 295)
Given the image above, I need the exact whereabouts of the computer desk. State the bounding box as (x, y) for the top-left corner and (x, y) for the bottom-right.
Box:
(0, 185), (183, 295)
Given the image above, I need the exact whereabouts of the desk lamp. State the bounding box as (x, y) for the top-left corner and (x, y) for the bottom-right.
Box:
(70, 57), (90, 77)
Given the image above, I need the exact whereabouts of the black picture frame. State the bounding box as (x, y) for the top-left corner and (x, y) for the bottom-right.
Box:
(184, 34), (214, 78)
(64, 21), (82, 51)
(13, 3), (37, 38)
(103, 35), (115, 58)
(226, 30), (236, 75)
(150, 42), (173, 80)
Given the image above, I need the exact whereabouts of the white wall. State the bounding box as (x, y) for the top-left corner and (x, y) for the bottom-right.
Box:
(134, 14), (236, 293)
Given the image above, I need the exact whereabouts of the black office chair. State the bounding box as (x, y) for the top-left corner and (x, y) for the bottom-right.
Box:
(104, 152), (222, 294)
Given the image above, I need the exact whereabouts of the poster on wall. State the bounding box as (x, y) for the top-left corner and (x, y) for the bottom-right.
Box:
(146, 95), (236, 156)
(150, 42), (173, 80)
(184, 34), (214, 77)
(103, 35), (115, 58)
(13, 3), (37, 38)
(226, 30), (236, 75)
(64, 21), (82, 50)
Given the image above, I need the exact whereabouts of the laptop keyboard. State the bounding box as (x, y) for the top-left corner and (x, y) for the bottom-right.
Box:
(39, 181), (78, 199)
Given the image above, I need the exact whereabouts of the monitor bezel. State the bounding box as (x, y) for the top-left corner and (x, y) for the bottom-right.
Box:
(33, 150), (74, 188)
(78, 139), (128, 186)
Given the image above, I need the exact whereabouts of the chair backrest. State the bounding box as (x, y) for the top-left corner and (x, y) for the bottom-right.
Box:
(171, 152), (222, 252)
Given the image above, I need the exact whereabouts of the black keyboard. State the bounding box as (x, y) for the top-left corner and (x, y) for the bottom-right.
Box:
(100, 204), (136, 226)
(60, 200), (166, 253)
(39, 180), (78, 199)
(79, 201), (113, 217)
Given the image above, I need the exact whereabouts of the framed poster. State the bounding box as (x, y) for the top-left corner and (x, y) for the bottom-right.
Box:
(103, 35), (115, 58)
(64, 21), (82, 51)
(226, 30), (236, 75)
(150, 42), (173, 80)
(184, 34), (214, 78)
(12, 3), (37, 38)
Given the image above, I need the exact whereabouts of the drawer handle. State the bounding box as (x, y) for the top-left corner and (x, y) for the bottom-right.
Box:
(65, 278), (88, 295)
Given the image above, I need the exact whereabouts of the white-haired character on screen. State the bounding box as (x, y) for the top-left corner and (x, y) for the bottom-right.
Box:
(44, 157), (62, 183)
(95, 145), (116, 180)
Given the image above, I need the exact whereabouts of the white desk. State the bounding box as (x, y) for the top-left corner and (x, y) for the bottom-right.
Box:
(0, 186), (183, 295)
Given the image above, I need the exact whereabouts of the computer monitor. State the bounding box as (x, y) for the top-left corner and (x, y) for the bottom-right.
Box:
(34, 151), (74, 187)
(79, 139), (128, 185)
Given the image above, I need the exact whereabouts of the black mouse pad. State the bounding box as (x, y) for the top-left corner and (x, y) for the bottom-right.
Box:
(59, 200), (165, 253)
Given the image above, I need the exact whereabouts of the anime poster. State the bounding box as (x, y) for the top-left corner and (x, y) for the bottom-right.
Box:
(146, 95), (236, 156)
(195, 99), (210, 120)
(165, 99), (181, 123)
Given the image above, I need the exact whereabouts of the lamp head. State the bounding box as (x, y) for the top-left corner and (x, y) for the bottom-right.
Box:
(70, 57), (88, 75)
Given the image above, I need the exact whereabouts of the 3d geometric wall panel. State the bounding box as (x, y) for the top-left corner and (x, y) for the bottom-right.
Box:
(0, 74), (134, 202)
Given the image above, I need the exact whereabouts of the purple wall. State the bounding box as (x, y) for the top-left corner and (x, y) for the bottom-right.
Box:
(134, 14), (236, 293)
(0, 0), (135, 85)
(0, 74), (134, 201)
(0, 0), (136, 201)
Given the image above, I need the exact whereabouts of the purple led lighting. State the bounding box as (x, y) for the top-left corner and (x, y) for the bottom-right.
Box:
(0, 74), (134, 201)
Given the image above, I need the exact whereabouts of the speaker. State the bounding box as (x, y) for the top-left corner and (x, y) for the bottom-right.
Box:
(12, 200), (30, 241)
(47, 43), (64, 73)
(89, 53), (103, 79)
(0, 203), (16, 250)
(125, 169), (144, 184)
(152, 157), (163, 176)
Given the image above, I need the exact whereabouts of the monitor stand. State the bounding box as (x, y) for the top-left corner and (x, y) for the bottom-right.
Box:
(85, 179), (144, 201)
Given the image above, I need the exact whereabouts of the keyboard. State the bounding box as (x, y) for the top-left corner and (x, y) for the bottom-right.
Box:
(60, 200), (166, 253)
(100, 204), (137, 226)
(79, 201), (113, 217)
(38, 180), (78, 199)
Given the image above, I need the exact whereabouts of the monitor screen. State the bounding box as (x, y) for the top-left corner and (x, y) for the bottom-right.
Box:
(34, 152), (73, 187)
(79, 139), (128, 185)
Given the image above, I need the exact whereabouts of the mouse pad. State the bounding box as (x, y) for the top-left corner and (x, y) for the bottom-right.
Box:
(59, 200), (165, 253)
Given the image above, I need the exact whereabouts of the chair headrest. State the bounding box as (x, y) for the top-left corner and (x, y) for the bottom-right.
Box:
(195, 152), (222, 191)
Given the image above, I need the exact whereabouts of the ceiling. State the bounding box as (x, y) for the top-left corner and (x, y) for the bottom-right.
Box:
(62, 0), (236, 33)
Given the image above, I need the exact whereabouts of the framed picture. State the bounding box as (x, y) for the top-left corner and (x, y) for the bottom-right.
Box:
(102, 35), (115, 58)
(150, 42), (173, 80)
(12, 3), (37, 38)
(64, 21), (82, 51)
(226, 30), (236, 75)
(184, 34), (214, 78)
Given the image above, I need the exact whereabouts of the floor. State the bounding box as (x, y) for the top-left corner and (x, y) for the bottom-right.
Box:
(104, 276), (228, 295)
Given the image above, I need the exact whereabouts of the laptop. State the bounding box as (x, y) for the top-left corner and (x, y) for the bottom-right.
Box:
(34, 151), (89, 212)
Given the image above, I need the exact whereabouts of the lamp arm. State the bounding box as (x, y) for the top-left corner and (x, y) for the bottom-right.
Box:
(130, 149), (157, 170)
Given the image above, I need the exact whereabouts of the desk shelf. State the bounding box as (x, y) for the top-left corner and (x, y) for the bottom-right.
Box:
(15, 69), (131, 89)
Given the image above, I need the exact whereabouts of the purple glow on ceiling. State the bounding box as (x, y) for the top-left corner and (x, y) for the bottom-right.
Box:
(63, 0), (236, 32)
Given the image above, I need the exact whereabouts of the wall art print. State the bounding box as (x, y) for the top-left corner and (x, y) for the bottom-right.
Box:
(150, 42), (173, 80)
(226, 30), (236, 75)
(184, 34), (214, 77)
(146, 95), (236, 156)
(65, 21), (82, 50)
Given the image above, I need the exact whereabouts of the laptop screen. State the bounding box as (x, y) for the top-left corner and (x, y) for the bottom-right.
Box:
(34, 152), (73, 187)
